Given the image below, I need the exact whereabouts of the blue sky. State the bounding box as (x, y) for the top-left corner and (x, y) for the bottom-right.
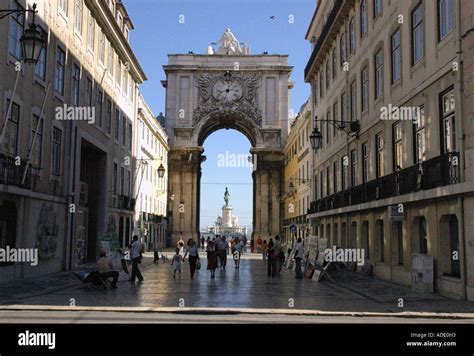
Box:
(125, 0), (315, 230)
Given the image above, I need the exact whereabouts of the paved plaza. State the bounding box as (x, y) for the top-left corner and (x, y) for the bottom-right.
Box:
(0, 251), (474, 315)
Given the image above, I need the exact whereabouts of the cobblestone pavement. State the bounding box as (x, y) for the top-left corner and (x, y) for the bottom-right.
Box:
(0, 252), (474, 314)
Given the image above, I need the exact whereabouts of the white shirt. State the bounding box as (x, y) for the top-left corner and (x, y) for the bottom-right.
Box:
(131, 240), (143, 259)
(294, 242), (303, 259)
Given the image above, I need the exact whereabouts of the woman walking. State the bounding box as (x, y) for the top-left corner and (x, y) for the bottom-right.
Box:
(206, 240), (218, 279)
(184, 239), (200, 279)
(233, 238), (242, 269)
(267, 238), (276, 277)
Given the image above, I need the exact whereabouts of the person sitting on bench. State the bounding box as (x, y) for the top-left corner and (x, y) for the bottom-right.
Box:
(97, 251), (119, 289)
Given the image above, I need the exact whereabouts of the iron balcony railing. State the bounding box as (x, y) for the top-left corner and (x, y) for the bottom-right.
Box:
(118, 195), (136, 211)
(0, 154), (35, 189)
(309, 152), (460, 214)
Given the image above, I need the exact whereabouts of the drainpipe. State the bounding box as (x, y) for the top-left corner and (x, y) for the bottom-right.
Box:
(455, 0), (467, 300)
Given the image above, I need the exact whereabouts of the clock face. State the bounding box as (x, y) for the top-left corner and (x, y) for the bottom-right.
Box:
(212, 80), (243, 102)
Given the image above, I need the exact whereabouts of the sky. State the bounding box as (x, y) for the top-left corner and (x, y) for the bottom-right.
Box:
(125, 0), (315, 230)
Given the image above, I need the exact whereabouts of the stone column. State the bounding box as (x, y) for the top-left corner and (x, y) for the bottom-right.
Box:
(253, 152), (284, 239)
(168, 147), (202, 246)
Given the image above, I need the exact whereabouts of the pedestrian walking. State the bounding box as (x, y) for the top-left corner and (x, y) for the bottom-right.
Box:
(294, 237), (304, 279)
(242, 236), (247, 254)
(256, 236), (263, 253)
(274, 235), (283, 276)
(250, 237), (255, 253)
(201, 236), (205, 250)
(206, 240), (218, 279)
(130, 235), (144, 283)
(233, 238), (242, 269)
(267, 239), (276, 277)
(217, 235), (228, 270)
(171, 248), (182, 279)
(184, 239), (200, 279)
(262, 240), (268, 261)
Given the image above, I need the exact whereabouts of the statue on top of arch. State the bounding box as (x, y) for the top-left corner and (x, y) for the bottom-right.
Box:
(207, 29), (250, 55)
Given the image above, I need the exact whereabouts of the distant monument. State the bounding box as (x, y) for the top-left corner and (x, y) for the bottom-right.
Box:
(207, 187), (247, 237)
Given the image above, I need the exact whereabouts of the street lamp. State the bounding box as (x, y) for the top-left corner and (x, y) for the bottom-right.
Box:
(157, 157), (166, 178)
(0, 3), (44, 64)
(310, 115), (360, 152)
(288, 181), (295, 195)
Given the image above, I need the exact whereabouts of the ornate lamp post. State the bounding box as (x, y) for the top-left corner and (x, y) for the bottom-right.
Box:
(310, 115), (360, 152)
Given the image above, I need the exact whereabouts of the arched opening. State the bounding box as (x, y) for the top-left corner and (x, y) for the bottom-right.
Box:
(199, 129), (253, 241)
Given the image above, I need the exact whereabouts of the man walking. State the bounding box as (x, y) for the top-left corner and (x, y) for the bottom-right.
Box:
(130, 235), (144, 283)
(218, 235), (228, 270)
(294, 237), (304, 279)
(274, 235), (283, 276)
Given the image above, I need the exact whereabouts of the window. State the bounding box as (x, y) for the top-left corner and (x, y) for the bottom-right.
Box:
(72, 64), (80, 106)
(374, 0), (383, 17)
(340, 33), (346, 66)
(333, 161), (339, 193)
(34, 27), (47, 80)
(361, 66), (369, 112)
(116, 59), (122, 87)
(341, 92), (347, 122)
(108, 42), (114, 75)
(113, 163), (118, 194)
(413, 106), (425, 163)
(127, 170), (131, 196)
(74, 0), (83, 34)
(412, 2), (424, 65)
(438, 0), (454, 40)
(87, 11), (95, 50)
(375, 49), (383, 99)
(30, 115), (43, 168)
(55, 47), (66, 95)
(98, 30), (105, 63)
(375, 132), (384, 178)
(115, 109), (120, 141)
(122, 116), (126, 145)
(326, 166), (331, 195)
(319, 72), (324, 99)
(85, 77), (93, 107)
(4, 101), (20, 157)
(441, 88), (456, 153)
(333, 102), (338, 138)
(332, 47), (337, 79)
(59, 0), (68, 15)
(377, 220), (385, 262)
(128, 123), (132, 151)
(360, 0), (368, 37)
(325, 60), (330, 89)
(419, 216), (428, 254)
(341, 156), (347, 190)
(392, 122), (403, 170)
(326, 110), (331, 145)
(120, 167), (125, 195)
(51, 127), (62, 176)
(320, 171), (324, 198)
(350, 149), (357, 187)
(362, 142), (369, 183)
(96, 90), (103, 127)
(391, 29), (401, 83)
(395, 221), (403, 265)
(106, 99), (112, 134)
(350, 80), (357, 121)
(449, 215), (460, 277)
(349, 17), (356, 53)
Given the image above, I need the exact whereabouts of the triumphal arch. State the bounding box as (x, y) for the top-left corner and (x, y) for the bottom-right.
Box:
(162, 29), (293, 244)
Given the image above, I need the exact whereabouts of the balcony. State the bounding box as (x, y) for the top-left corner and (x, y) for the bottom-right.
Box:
(0, 154), (36, 190)
(309, 152), (460, 214)
(118, 195), (135, 211)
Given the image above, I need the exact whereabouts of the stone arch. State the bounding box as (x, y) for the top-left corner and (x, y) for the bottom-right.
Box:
(193, 110), (263, 147)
